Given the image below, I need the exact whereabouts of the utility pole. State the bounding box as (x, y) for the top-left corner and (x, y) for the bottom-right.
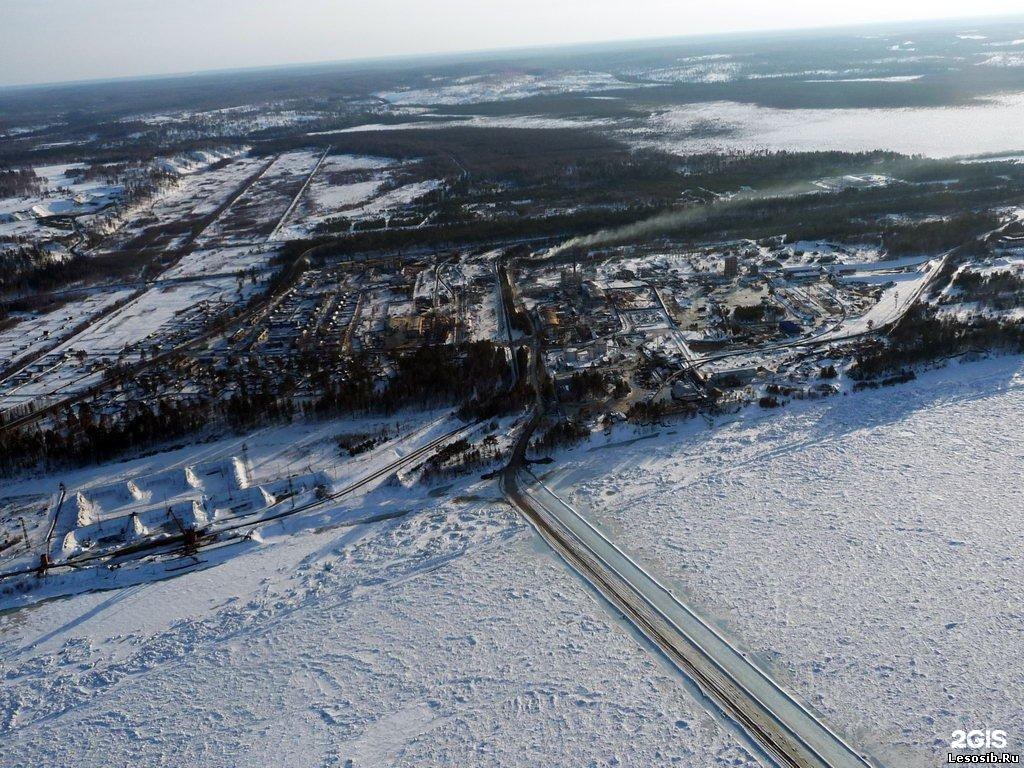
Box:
(241, 442), (251, 486)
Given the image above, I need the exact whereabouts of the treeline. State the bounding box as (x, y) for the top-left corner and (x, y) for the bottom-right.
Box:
(0, 250), (144, 294)
(786, 185), (1015, 245)
(678, 150), (904, 192)
(0, 168), (43, 197)
(880, 212), (999, 256)
(950, 269), (1024, 309)
(278, 203), (662, 261)
(674, 150), (1024, 196)
(522, 76), (991, 114)
(850, 306), (1024, 380)
(0, 127), (249, 169)
(309, 342), (532, 421)
(532, 417), (591, 453)
(419, 434), (503, 483)
(733, 304), (768, 322)
(0, 397), (242, 472)
(269, 127), (628, 179)
(539, 181), (1017, 272)
(0, 290), (70, 322)
(625, 400), (668, 425)
(562, 370), (609, 401)
(337, 426), (392, 457)
(0, 382), (303, 472)
(659, 181), (1013, 251)
(265, 127), (688, 206)
(0, 341), (528, 475)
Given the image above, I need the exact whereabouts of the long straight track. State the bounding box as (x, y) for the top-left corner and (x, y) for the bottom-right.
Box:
(504, 470), (877, 768)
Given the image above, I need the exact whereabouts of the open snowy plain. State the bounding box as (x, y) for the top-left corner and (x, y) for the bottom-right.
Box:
(547, 354), (1024, 768)
(7, 353), (1019, 767)
(0, 415), (759, 768)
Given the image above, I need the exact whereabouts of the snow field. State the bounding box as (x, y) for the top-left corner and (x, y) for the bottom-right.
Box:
(547, 355), (1024, 767)
(0, 476), (758, 767)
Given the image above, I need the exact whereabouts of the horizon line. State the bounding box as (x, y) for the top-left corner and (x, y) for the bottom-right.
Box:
(2, 10), (1023, 93)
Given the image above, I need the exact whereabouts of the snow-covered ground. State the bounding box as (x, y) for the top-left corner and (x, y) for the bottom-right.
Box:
(377, 71), (627, 106)
(0, 289), (135, 367)
(186, 150), (321, 246)
(822, 257), (939, 338)
(545, 354), (1024, 767)
(309, 114), (616, 136)
(160, 244), (274, 281)
(0, 150), (245, 247)
(0, 411), (757, 768)
(0, 276), (252, 409)
(625, 92), (1024, 158)
(457, 256), (503, 342)
(271, 154), (392, 238)
(128, 106), (326, 136)
(277, 152), (443, 238)
(0, 151), (328, 410)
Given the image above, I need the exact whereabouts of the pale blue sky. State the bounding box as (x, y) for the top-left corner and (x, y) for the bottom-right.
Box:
(1, 0), (1023, 87)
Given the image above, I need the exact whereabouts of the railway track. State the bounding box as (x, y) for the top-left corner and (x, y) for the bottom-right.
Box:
(213, 421), (475, 538)
(0, 421), (475, 582)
